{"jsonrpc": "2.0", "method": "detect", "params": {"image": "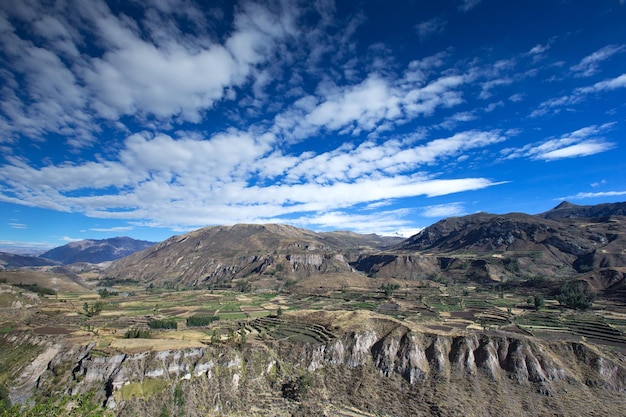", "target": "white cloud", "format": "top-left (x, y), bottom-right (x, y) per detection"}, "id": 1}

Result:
top-left (415, 17), bottom-right (447, 42)
top-left (576, 73), bottom-right (626, 94)
top-left (571, 44), bottom-right (625, 77)
top-left (458, 0), bottom-right (483, 12)
top-left (0, 0), bottom-right (299, 144)
top-left (561, 190), bottom-right (626, 200)
top-left (89, 226), bottom-right (133, 233)
top-left (537, 141), bottom-right (613, 160)
top-left (528, 44), bottom-right (550, 55)
top-left (420, 202), bottom-right (465, 218)
top-left (531, 73), bottom-right (626, 117)
top-left (501, 123), bottom-right (616, 161)
top-left (9, 223), bottom-right (27, 229)
top-left (291, 209), bottom-right (412, 235)
top-left (0, 128), bottom-right (505, 231)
